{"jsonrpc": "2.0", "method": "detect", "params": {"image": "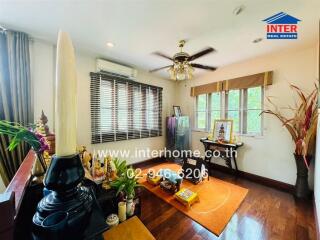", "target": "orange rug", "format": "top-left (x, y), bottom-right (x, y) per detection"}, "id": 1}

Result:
top-left (139, 163), bottom-right (248, 236)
